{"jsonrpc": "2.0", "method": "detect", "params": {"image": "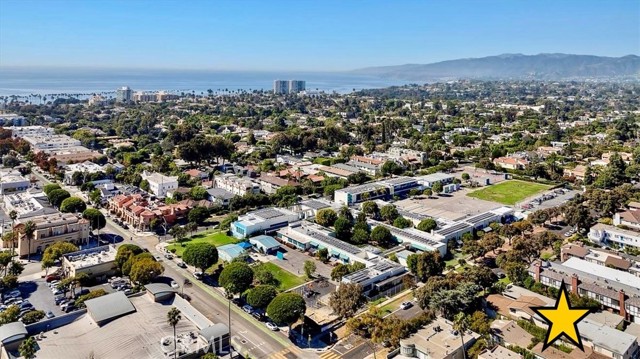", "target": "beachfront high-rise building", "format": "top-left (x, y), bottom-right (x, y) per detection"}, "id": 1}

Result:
top-left (273, 80), bottom-right (306, 94)
top-left (288, 80), bottom-right (306, 93)
top-left (273, 80), bottom-right (288, 94)
top-left (116, 86), bottom-right (133, 103)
